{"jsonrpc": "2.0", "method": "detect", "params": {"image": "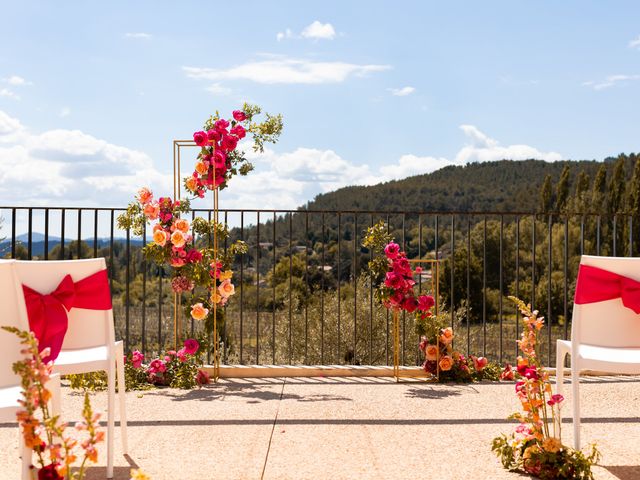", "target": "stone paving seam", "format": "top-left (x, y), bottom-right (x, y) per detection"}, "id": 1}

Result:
top-left (261, 378), bottom-right (286, 480)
